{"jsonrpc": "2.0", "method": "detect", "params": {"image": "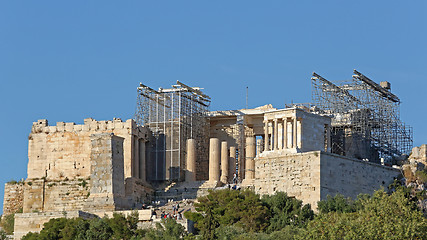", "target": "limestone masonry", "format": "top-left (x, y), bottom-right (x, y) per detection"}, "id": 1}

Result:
top-left (3, 73), bottom-right (415, 239)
